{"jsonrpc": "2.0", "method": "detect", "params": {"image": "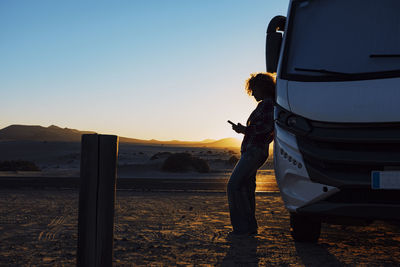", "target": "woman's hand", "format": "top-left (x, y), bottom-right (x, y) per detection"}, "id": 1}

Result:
top-left (232, 123), bottom-right (246, 134)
